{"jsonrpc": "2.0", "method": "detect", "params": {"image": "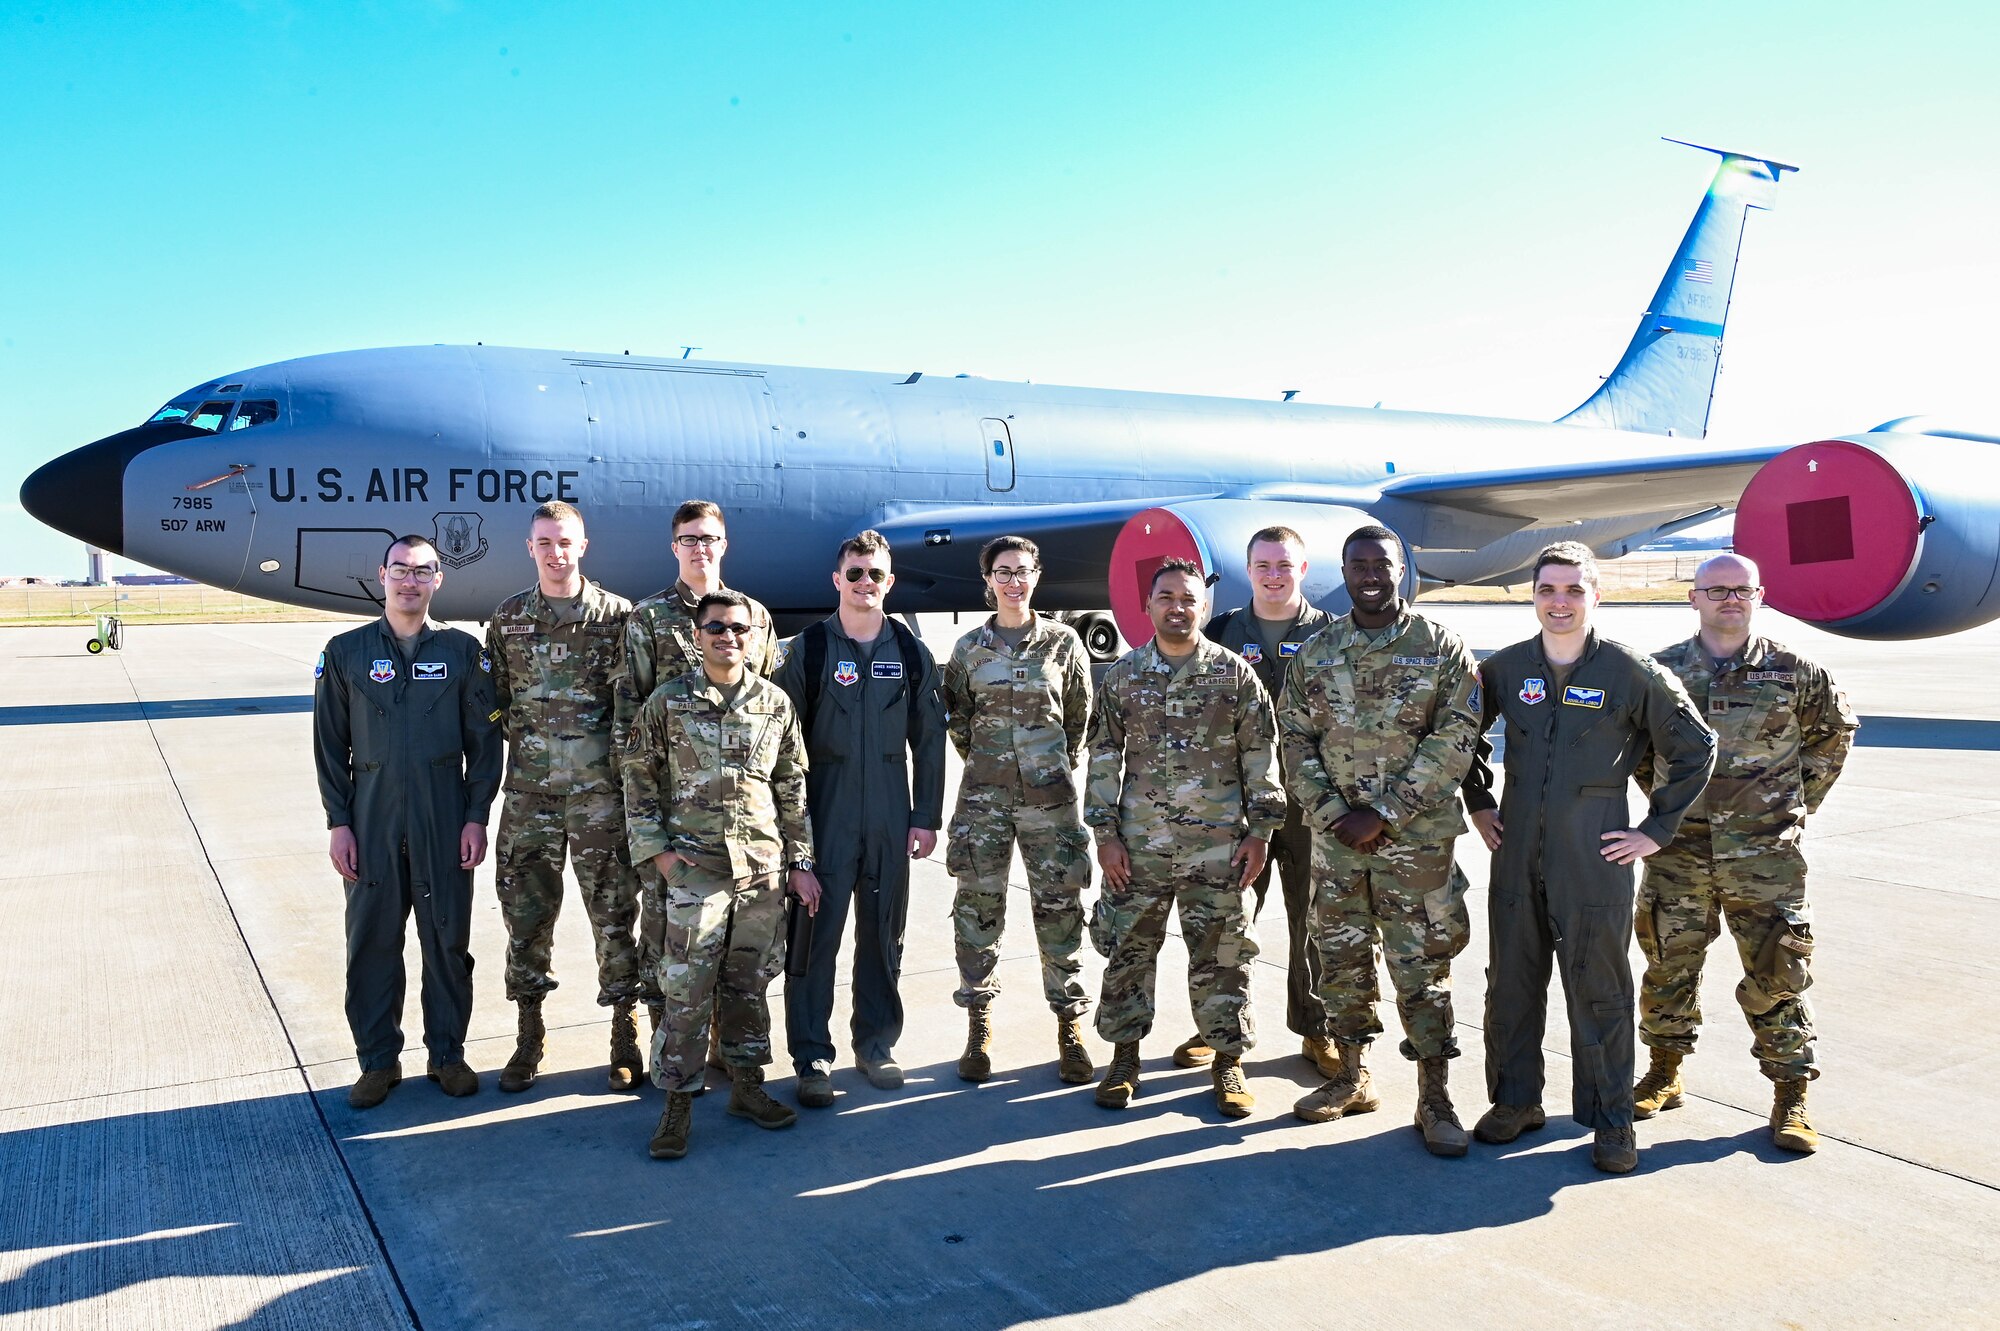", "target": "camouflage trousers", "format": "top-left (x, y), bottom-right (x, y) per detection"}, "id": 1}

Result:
top-left (1093, 850), bottom-right (1259, 1054)
top-left (649, 863), bottom-right (788, 1093)
top-left (1637, 839), bottom-right (1816, 1080)
top-left (495, 787), bottom-right (642, 1006)
top-left (1313, 835), bottom-right (1470, 1061)
top-left (946, 793), bottom-right (1091, 1016)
